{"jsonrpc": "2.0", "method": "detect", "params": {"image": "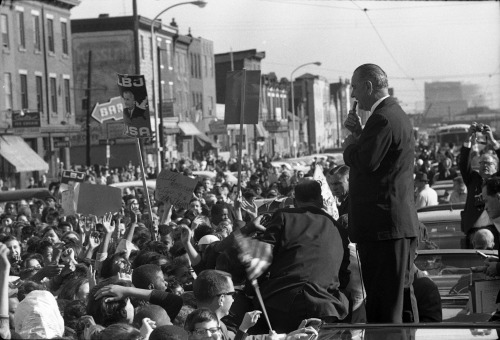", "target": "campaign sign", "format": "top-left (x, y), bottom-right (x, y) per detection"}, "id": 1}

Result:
top-left (61, 183), bottom-right (78, 216)
top-left (117, 74), bottom-right (152, 138)
top-left (155, 170), bottom-right (198, 209)
top-left (91, 96), bottom-right (124, 123)
top-left (76, 182), bottom-right (122, 216)
top-left (61, 170), bottom-right (86, 184)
